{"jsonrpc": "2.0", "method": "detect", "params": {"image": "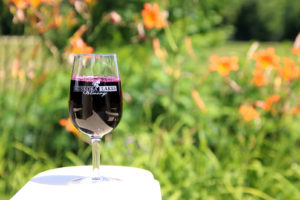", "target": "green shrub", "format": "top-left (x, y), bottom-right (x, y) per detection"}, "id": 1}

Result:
top-left (233, 0), bottom-right (300, 41)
